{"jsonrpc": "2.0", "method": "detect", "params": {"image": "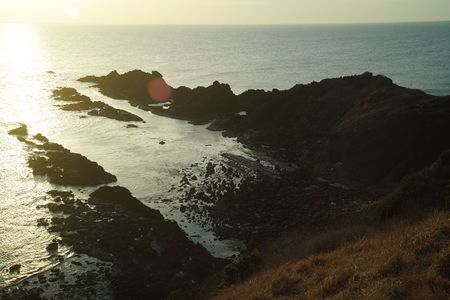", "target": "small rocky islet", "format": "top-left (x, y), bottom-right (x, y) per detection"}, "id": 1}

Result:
top-left (10, 125), bottom-right (117, 186)
top-left (52, 87), bottom-right (144, 122)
